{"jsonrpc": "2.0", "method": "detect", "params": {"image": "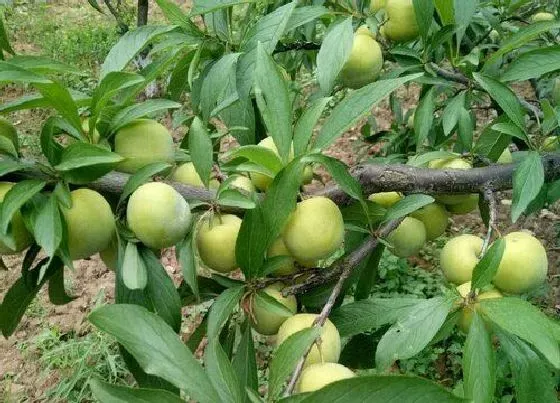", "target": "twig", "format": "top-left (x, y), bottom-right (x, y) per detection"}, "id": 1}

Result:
top-left (104, 0), bottom-right (129, 34)
top-left (282, 218), bottom-right (403, 396)
top-left (273, 41), bottom-right (321, 54)
top-left (480, 188), bottom-right (497, 255)
top-left (427, 63), bottom-right (544, 119)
